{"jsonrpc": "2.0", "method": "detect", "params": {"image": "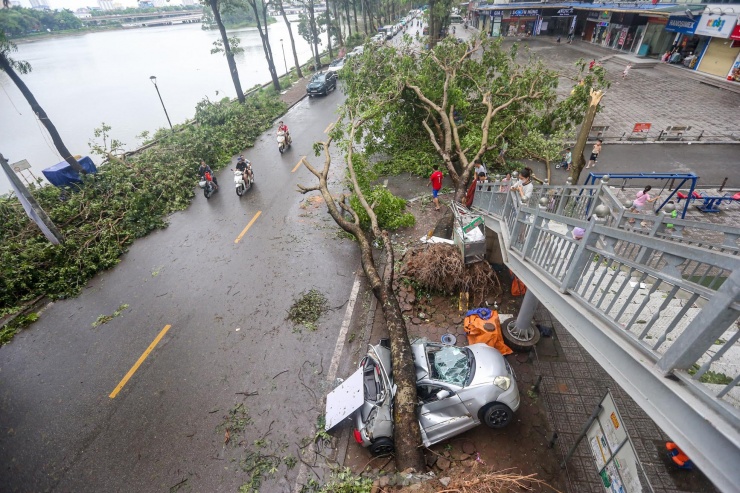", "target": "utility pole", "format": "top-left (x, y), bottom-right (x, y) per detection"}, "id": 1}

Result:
top-left (0, 153), bottom-right (64, 245)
